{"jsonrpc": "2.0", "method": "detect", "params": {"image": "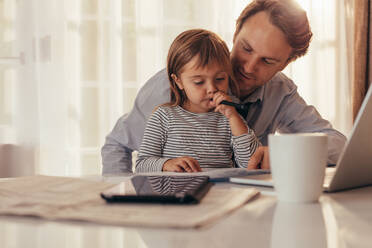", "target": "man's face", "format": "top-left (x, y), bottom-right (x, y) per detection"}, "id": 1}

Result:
top-left (231, 11), bottom-right (293, 98)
